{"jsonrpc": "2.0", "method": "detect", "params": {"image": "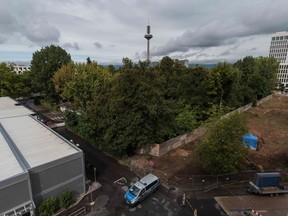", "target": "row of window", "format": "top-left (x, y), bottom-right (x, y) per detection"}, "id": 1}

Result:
top-left (270, 41), bottom-right (288, 45)
top-left (278, 78), bottom-right (288, 83)
top-left (270, 46), bottom-right (288, 52)
top-left (278, 72), bottom-right (288, 76)
top-left (279, 64), bottom-right (288, 69)
top-left (270, 44), bottom-right (288, 49)
top-left (272, 36), bottom-right (288, 41)
top-left (269, 50), bottom-right (288, 57)
top-left (269, 53), bottom-right (287, 57)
